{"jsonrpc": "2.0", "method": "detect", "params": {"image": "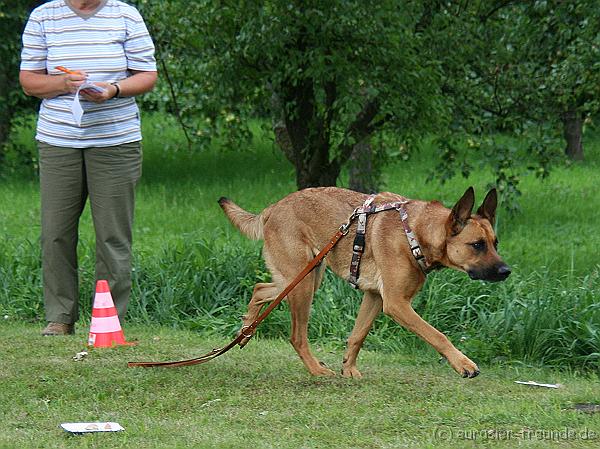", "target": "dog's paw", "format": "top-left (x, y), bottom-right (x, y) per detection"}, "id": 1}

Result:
top-left (341, 366), bottom-right (363, 379)
top-left (448, 354), bottom-right (480, 379)
top-left (311, 367), bottom-right (336, 376)
top-left (309, 361), bottom-right (336, 377)
top-left (462, 367), bottom-right (480, 379)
